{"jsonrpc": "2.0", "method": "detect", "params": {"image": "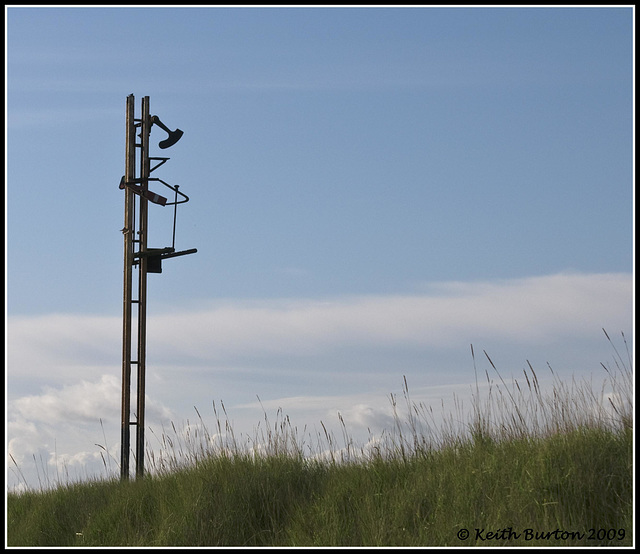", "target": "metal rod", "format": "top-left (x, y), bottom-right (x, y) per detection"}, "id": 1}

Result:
top-left (135, 96), bottom-right (150, 480)
top-left (147, 178), bottom-right (190, 205)
top-left (161, 248), bottom-right (198, 260)
top-left (149, 157), bottom-right (170, 173)
top-left (120, 94), bottom-right (136, 481)
top-left (172, 185), bottom-right (179, 249)
top-left (133, 247), bottom-right (175, 259)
